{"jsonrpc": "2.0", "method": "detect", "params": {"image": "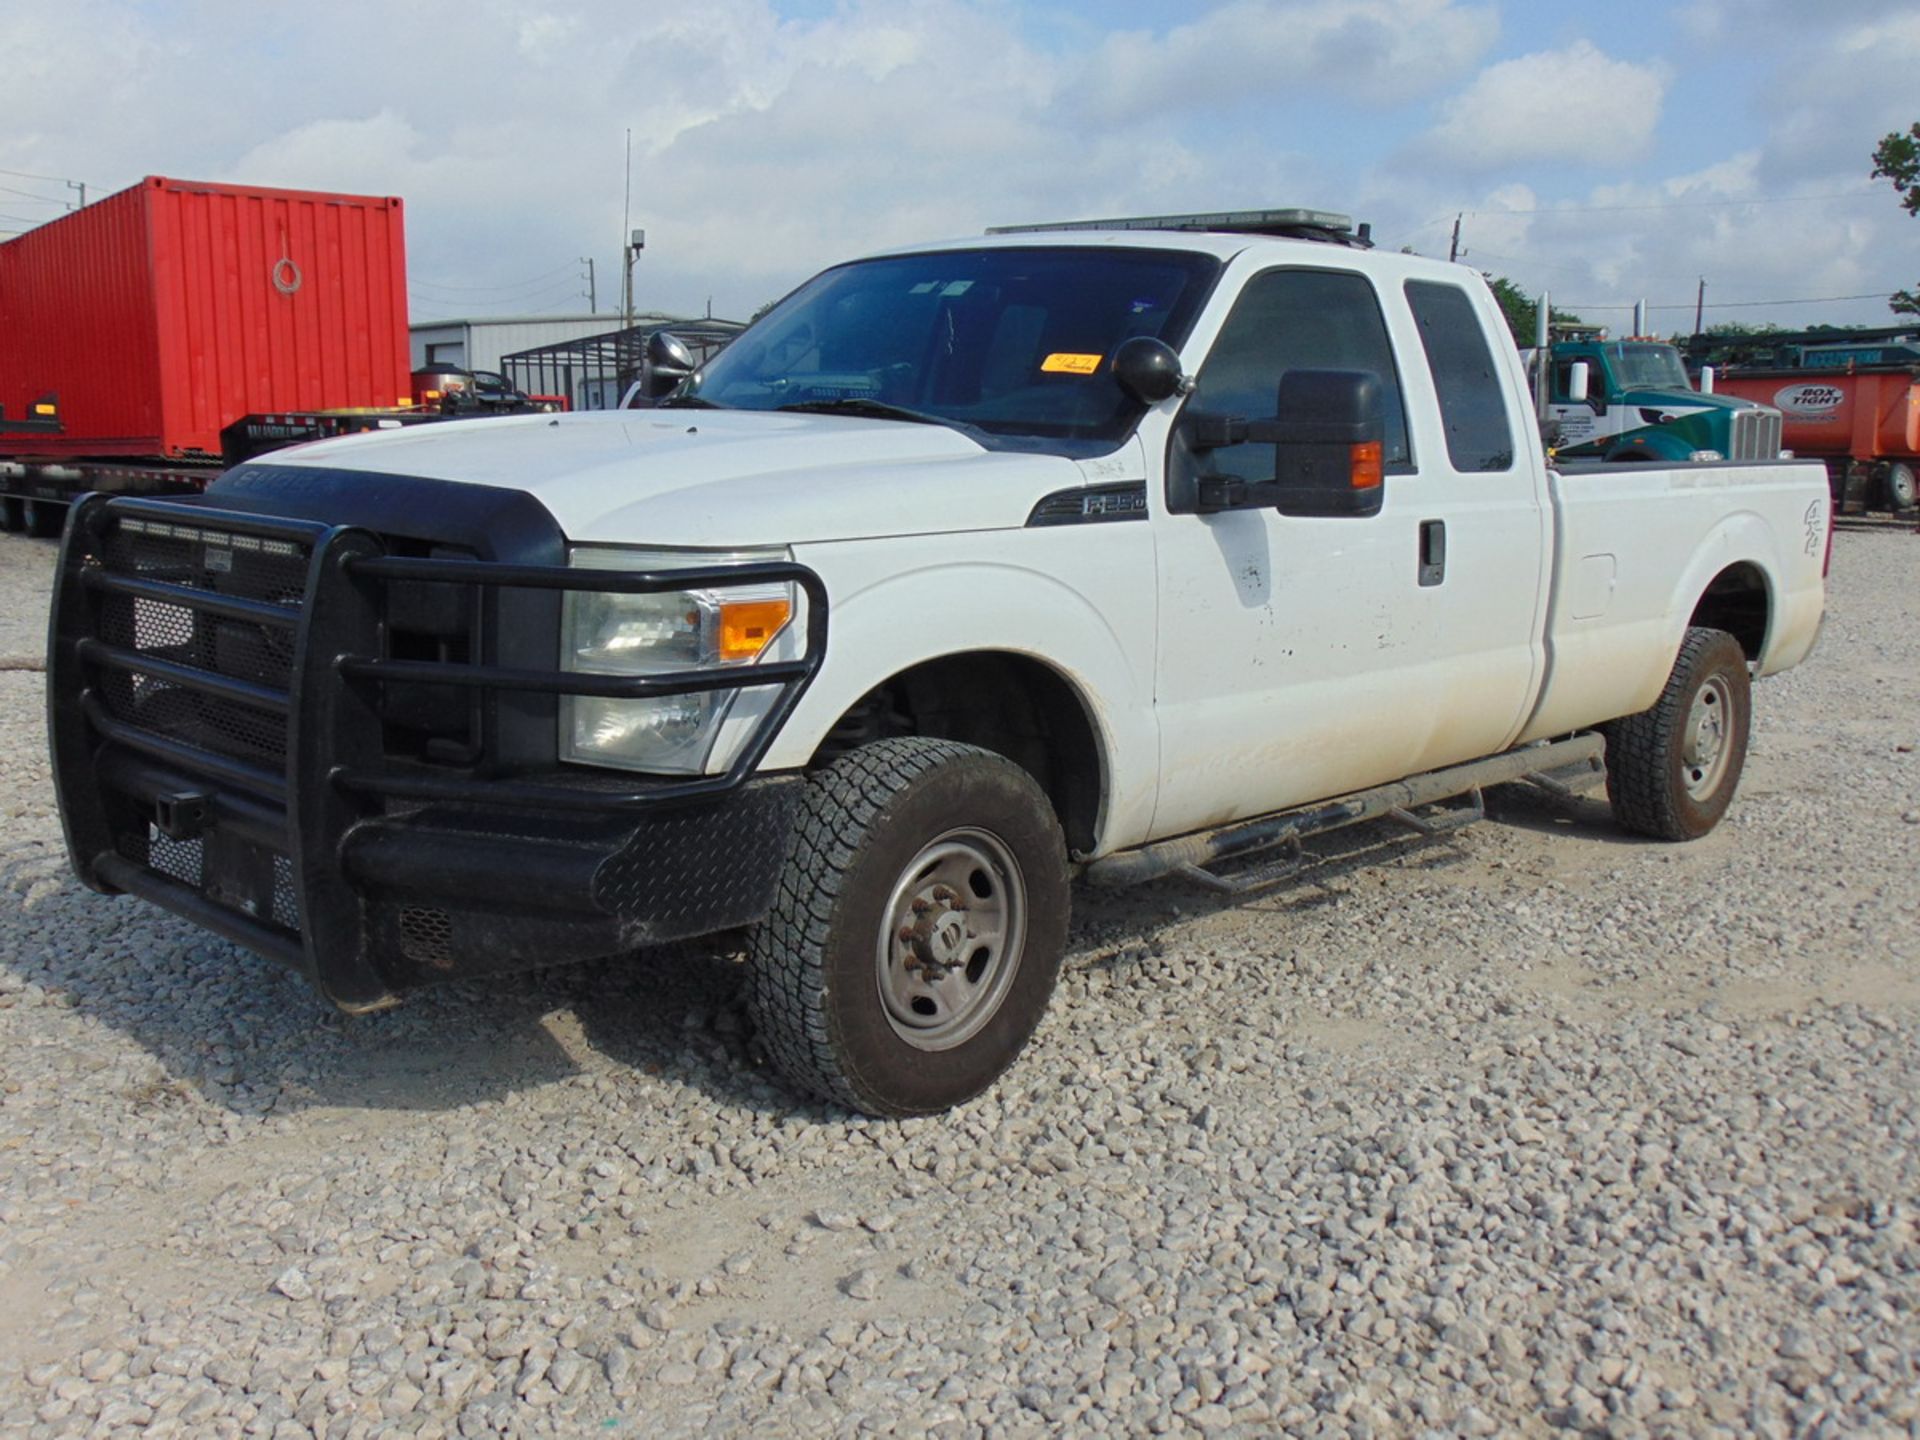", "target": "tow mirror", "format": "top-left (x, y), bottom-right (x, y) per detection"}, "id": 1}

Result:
top-left (1112, 337), bottom-right (1190, 404)
top-left (644, 330), bottom-right (698, 398)
top-left (1567, 361), bottom-right (1590, 404)
top-left (1186, 369), bottom-right (1386, 518)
